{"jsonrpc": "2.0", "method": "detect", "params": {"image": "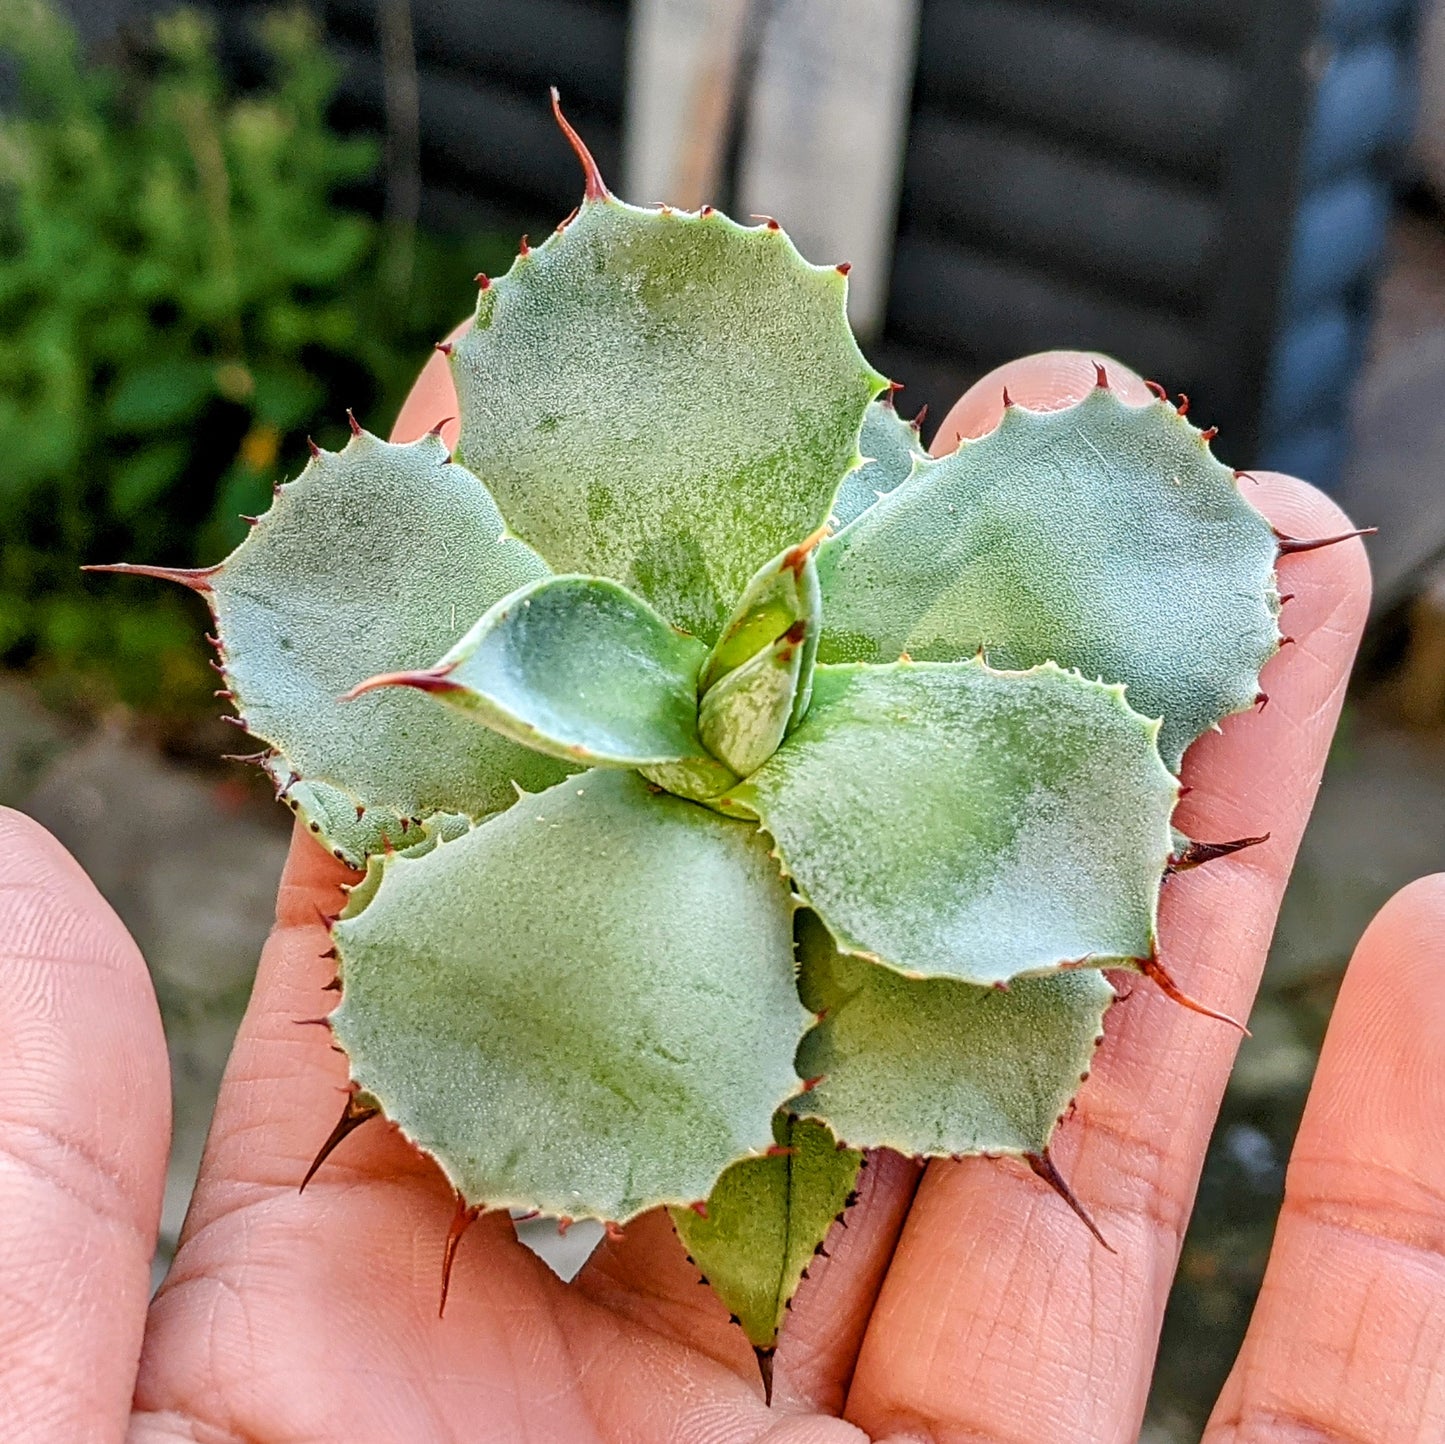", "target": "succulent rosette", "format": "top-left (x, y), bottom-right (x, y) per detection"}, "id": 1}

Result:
top-left (95, 96), bottom-right (1337, 1383)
